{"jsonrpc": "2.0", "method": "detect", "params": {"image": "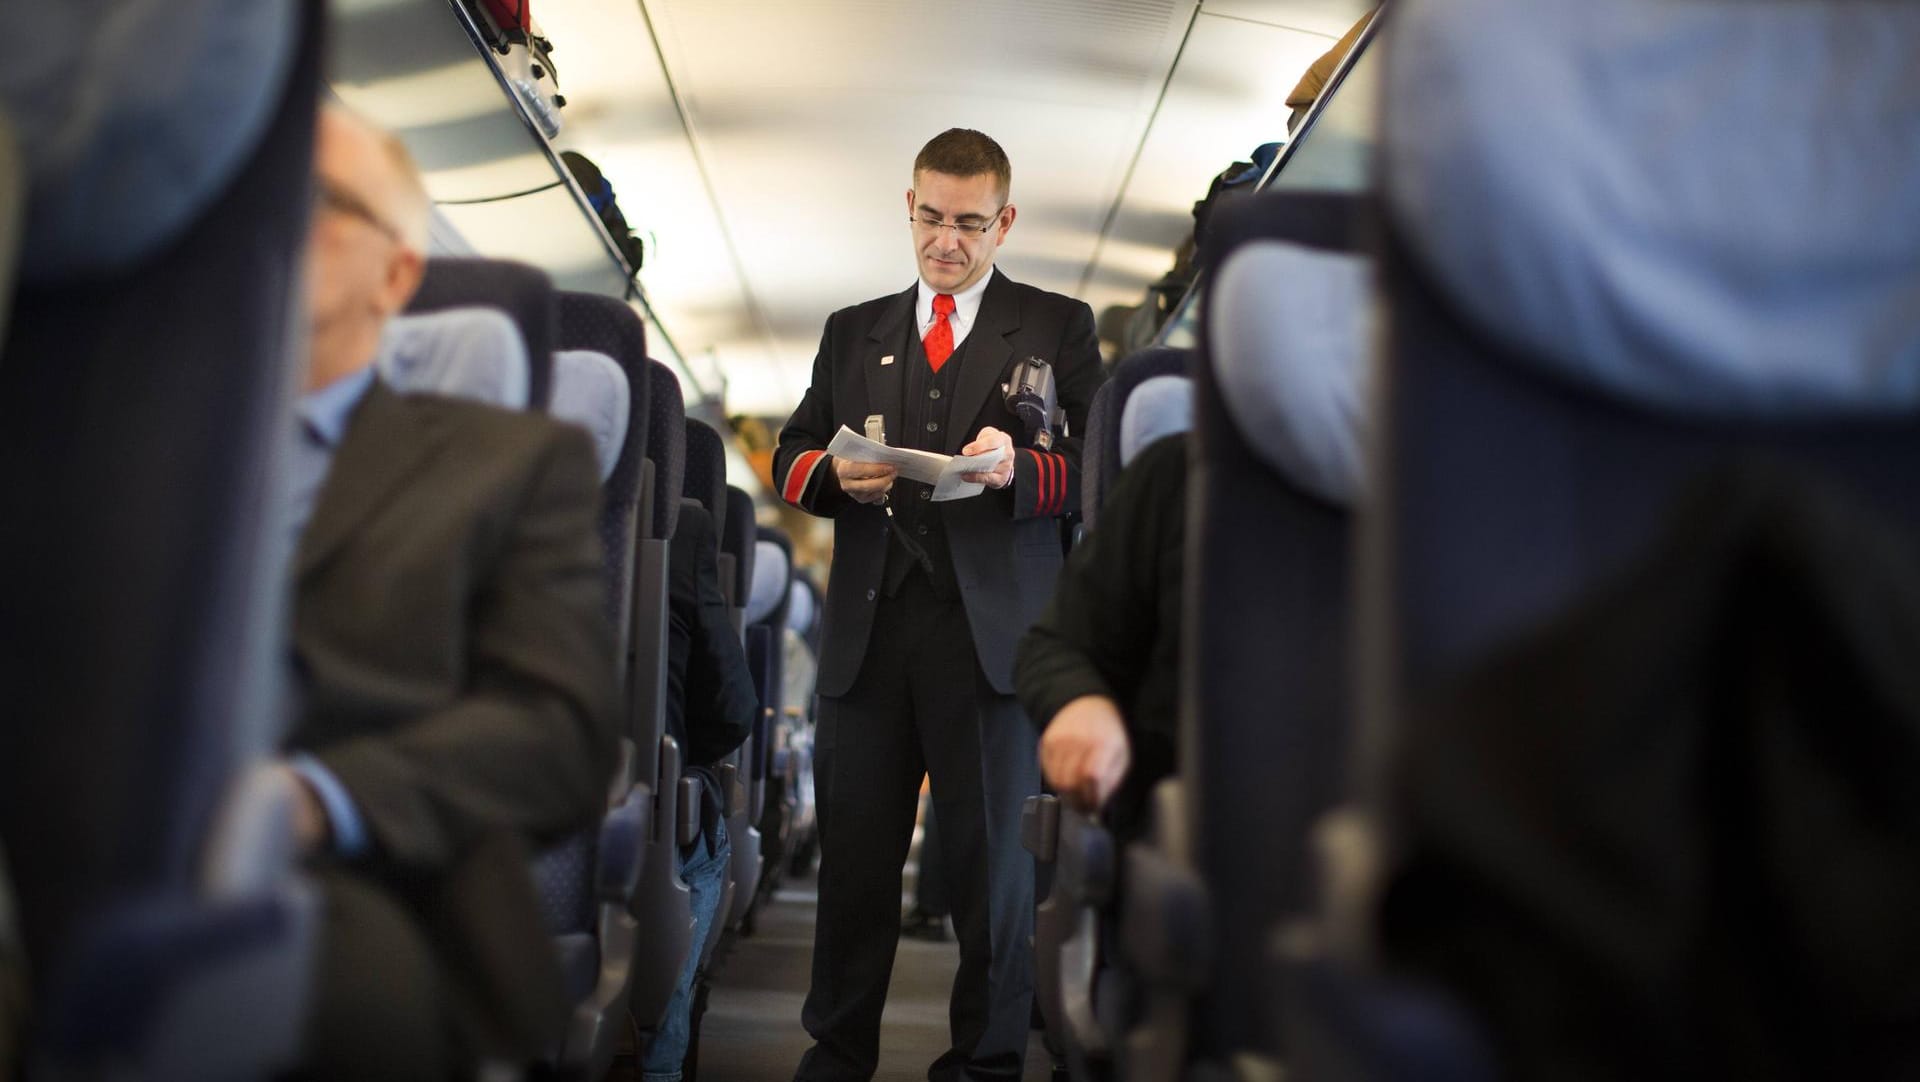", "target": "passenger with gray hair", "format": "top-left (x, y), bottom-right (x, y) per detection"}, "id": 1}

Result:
top-left (277, 106), bottom-right (617, 1079)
